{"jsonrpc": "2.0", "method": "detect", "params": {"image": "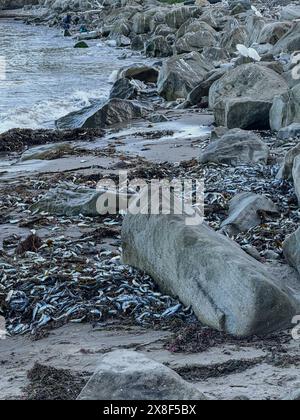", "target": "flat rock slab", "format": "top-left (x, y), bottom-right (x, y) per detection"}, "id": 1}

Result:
top-left (122, 214), bottom-right (295, 337)
top-left (77, 350), bottom-right (206, 400)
